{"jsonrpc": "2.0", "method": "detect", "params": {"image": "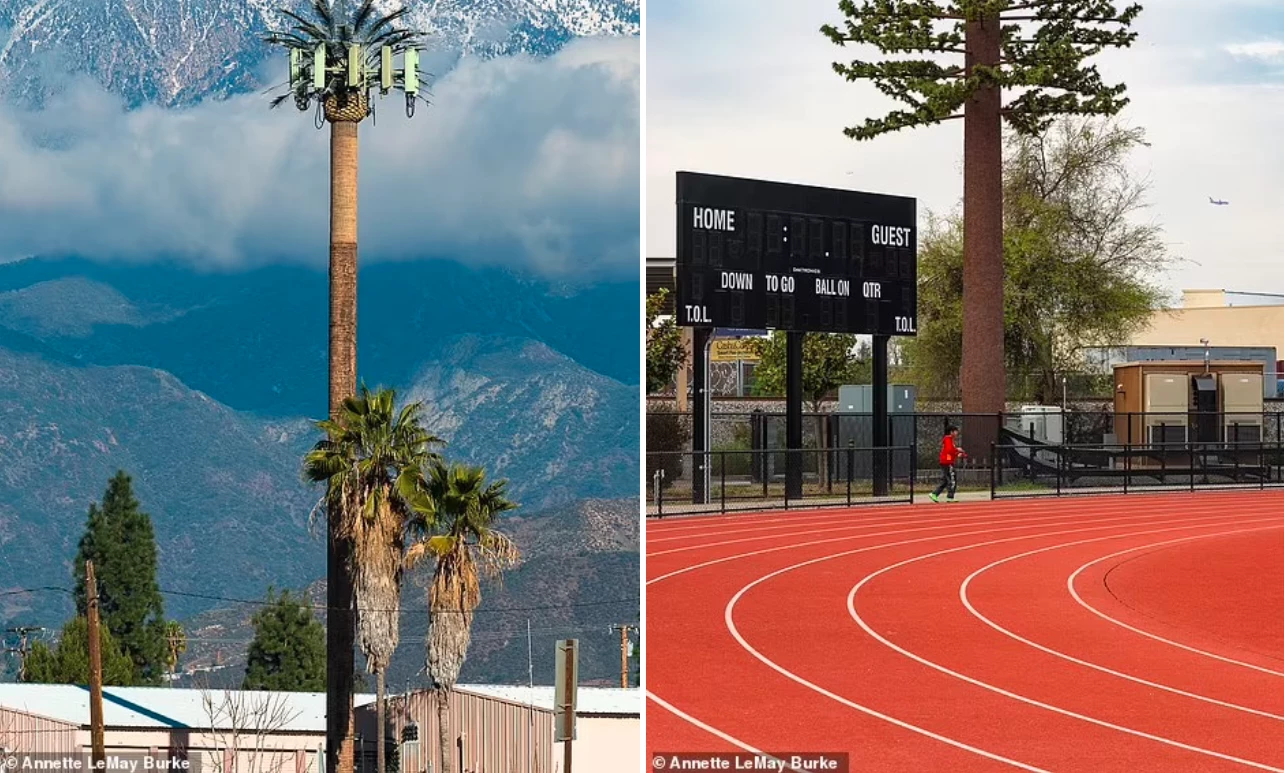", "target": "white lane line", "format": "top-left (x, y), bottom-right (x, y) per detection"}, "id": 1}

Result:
top-left (646, 490), bottom-right (1268, 537)
top-left (648, 499), bottom-right (1112, 555)
top-left (645, 692), bottom-right (777, 759)
top-left (713, 511), bottom-right (1271, 770)
top-left (648, 502), bottom-right (1255, 585)
top-left (651, 496), bottom-right (1284, 766)
top-left (843, 517), bottom-right (1284, 771)
top-left (961, 524), bottom-right (1284, 721)
top-left (1069, 543), bottom-right (1284, 678)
